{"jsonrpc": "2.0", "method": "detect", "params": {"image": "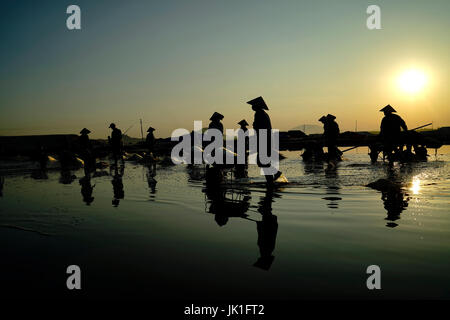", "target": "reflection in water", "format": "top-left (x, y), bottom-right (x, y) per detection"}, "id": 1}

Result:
top-left (203, 183), bottom-right (279, 271)
top-left (382, 186), bottom-right (409, 228)
top-left (254, 189), bottom-right (278, 271)
top-left (203, 185), bottom-right (251, 226)
top-left (1, 147), bottom-right (449, 301)
top-left (59, 169), bottom-right (76, 184)
top-left (146, 163), bottom-right (157, 198)
top-left (367, 168), bottom-right (411, 228)
top-left (384, 168), bottom-right (410, 228)
top-left (234, 163), bottom-right (248, 180)
top-left (58, 149), bottom-right (81, 184)
top-left (411, 177), bottom-right (421, 195)
top-left (303, 161), bottom-right (324, 175)
top-left (111, 164), bottom-right (125, 207)
top-left (303, 161), bottom-right (342, 208)
top-left (79, 175), bottom-right (95, 205)
top-left (323, 169), bottom-right (341, 209)
top-left (31, 169), bottom-right (48, 180)
top-left (187, 165), bottom-right (206, 182)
